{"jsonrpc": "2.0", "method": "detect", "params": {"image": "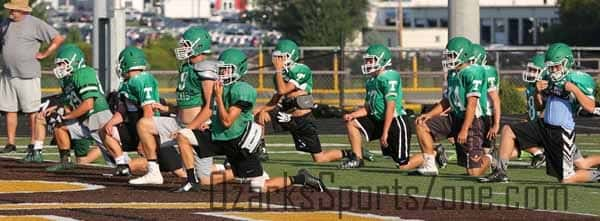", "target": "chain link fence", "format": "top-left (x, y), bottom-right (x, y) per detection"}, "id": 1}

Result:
top-left (42, 46), bottom-right (600, 112)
